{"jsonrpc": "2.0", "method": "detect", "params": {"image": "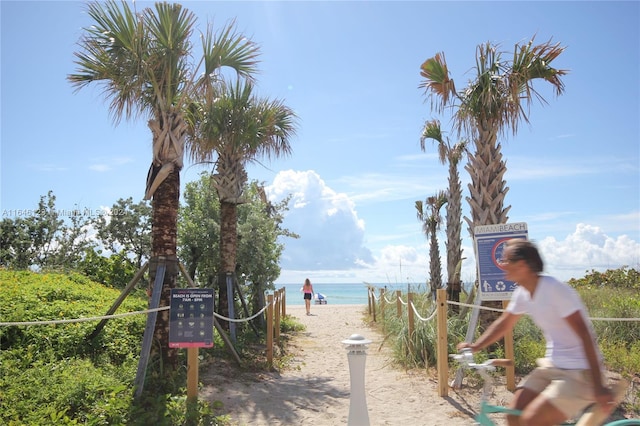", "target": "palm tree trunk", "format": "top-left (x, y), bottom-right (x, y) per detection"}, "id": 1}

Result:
top-left (465, 125), bottom-right (510, 332)
top-left (150, 168), bottom-right (180, 369)
top-left (217, 201), bottom-right (238, 330)
top-left (429, 230), bottom-right (443, 300)
top-left (446, 161), bottom-right (463, 311)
